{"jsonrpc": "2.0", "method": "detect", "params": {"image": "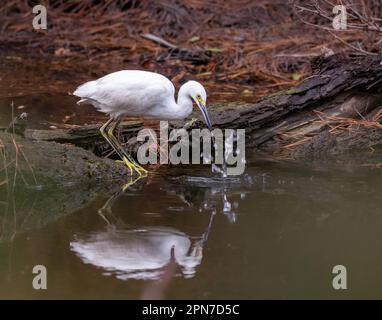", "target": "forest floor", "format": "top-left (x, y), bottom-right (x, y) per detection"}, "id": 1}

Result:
top-left (1, 0), bottom-right (378, 102)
